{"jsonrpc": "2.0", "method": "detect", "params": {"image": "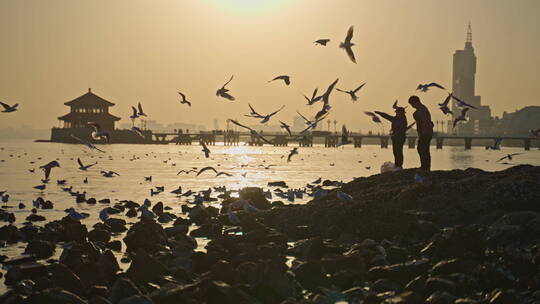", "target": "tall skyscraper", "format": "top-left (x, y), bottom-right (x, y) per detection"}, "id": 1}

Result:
top-left (450, 24), bottom-right (492, 135)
